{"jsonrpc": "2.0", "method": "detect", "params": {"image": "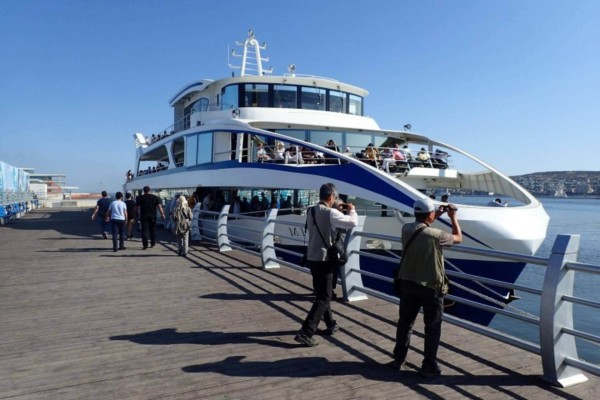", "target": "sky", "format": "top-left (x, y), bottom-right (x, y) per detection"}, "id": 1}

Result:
top-left (1, 0), bottom-right (599, 193)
